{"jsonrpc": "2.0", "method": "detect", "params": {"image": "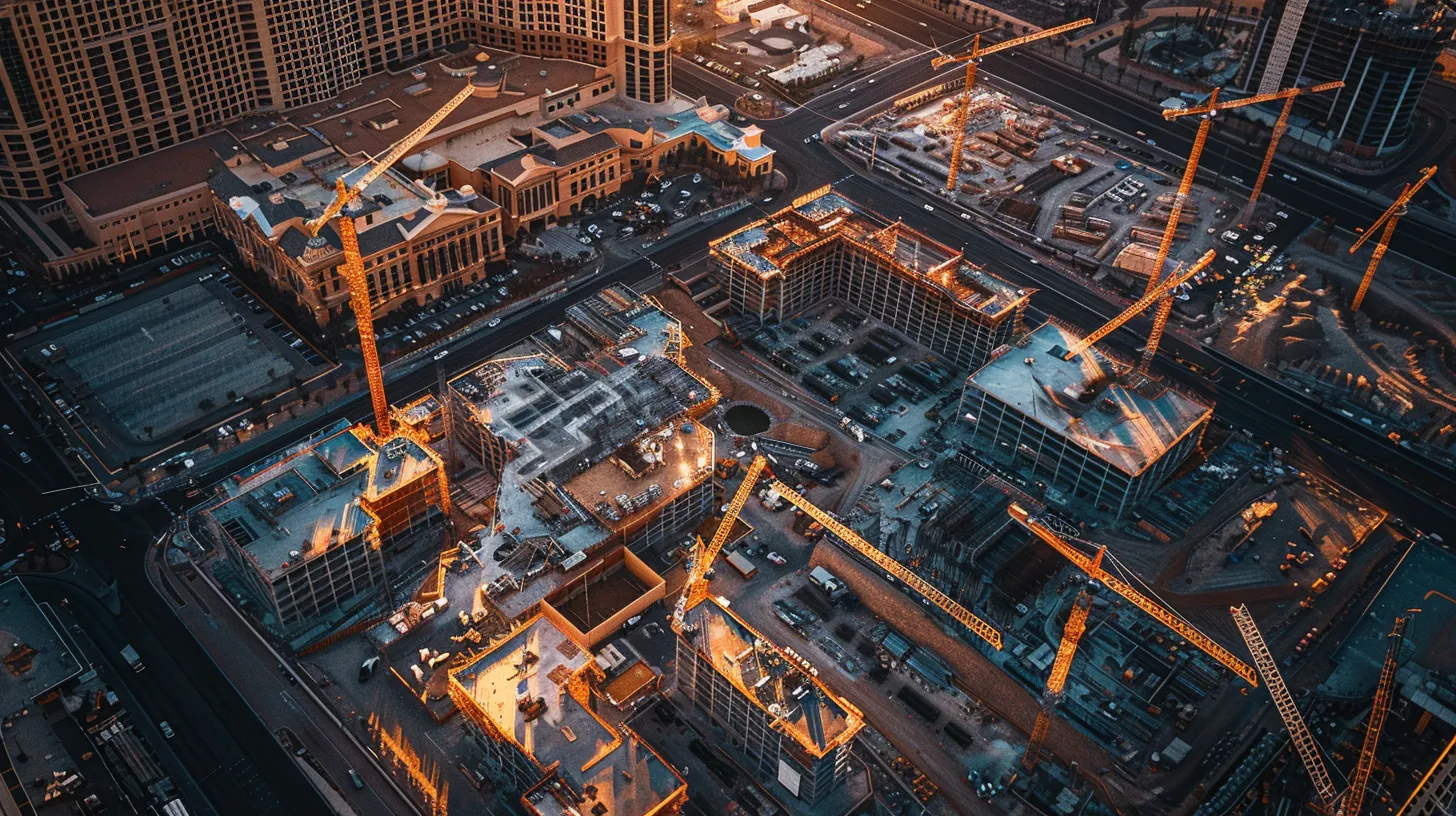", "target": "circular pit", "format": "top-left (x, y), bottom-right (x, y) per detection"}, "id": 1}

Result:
top-left (724, 404), bottom-right (772, 436)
